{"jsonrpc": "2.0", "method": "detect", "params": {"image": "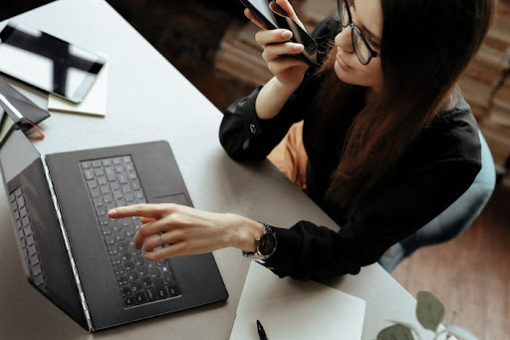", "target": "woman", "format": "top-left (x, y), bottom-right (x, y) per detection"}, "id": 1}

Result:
top-left (109, 0), bottom-right (493, 280)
